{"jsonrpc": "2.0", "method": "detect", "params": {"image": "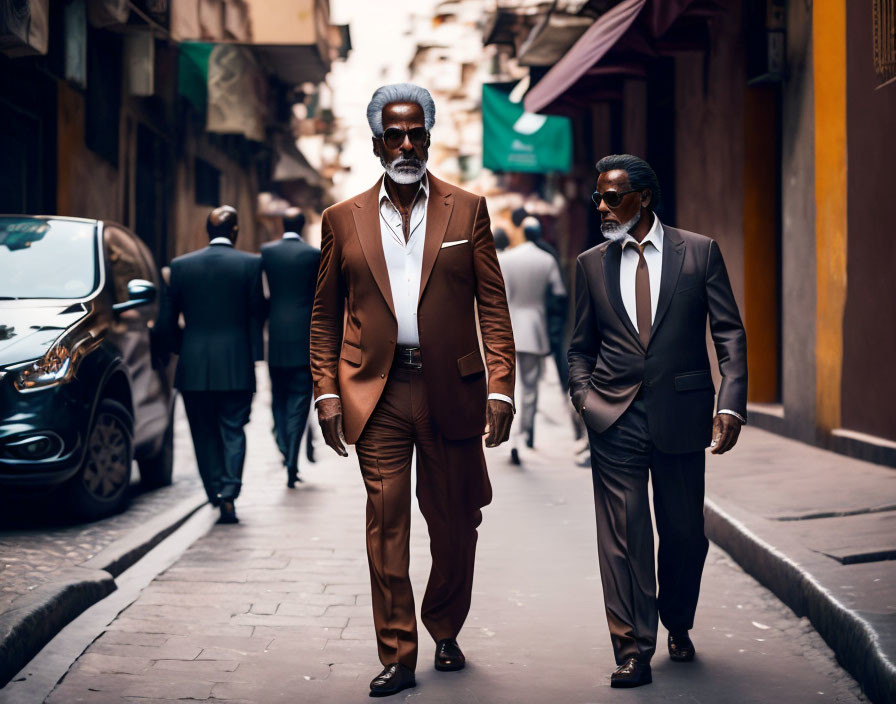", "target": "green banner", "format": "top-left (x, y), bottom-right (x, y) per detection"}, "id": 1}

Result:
top-left (482, 83), bottom-right (572, 173)
top-left (178, 42), bottom-right (214, 113)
